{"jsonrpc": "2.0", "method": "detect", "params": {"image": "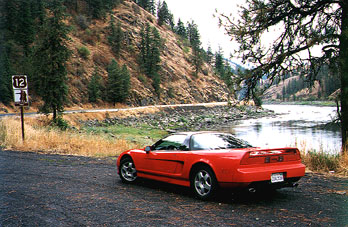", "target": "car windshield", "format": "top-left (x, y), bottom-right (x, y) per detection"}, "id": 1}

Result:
top-left (191, 133), bottom-right (252, 150)
top-left (152, 134), bottom-right (188, 150)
